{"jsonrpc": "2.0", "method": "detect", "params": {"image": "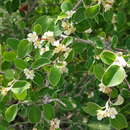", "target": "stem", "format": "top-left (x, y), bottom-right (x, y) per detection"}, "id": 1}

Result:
top-left (125, 78), bottom-right (130, 89)
top-left (72, 0), bottom-right (82, 11)
top-left (61, 34), bottom-right (95, 47)
top-left (74, 37), bottom-right (95, 46)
